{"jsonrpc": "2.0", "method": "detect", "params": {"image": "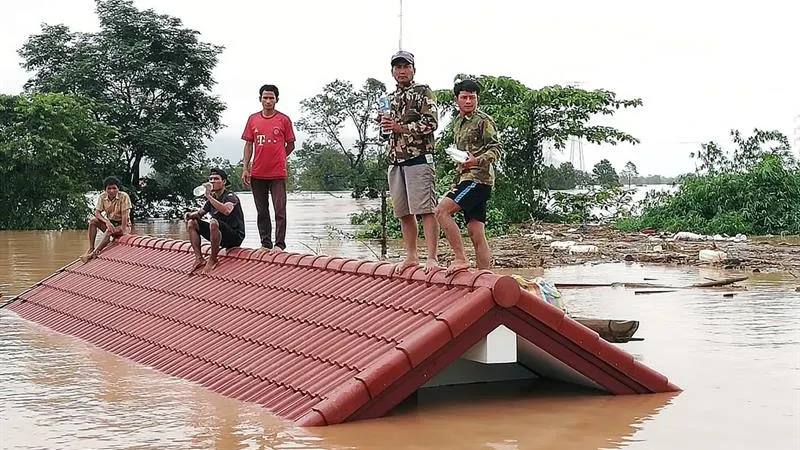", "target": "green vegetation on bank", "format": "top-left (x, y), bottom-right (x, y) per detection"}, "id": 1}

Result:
top-left (615, 129), bottom-right (798, 235)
